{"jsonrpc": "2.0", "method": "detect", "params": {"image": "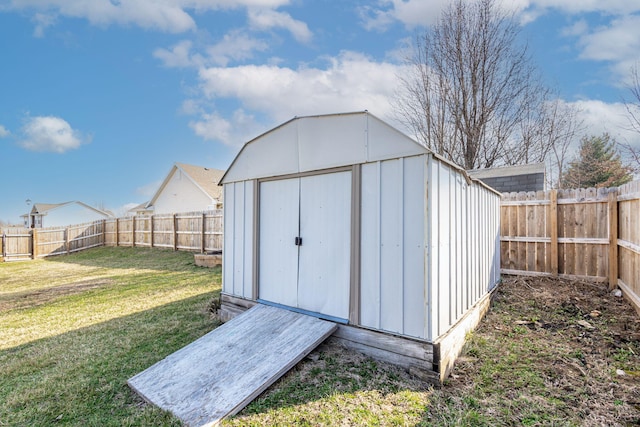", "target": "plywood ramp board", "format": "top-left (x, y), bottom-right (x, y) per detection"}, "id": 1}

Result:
top-left (128, 304), bottom-right (337, 427)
